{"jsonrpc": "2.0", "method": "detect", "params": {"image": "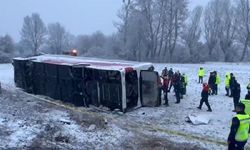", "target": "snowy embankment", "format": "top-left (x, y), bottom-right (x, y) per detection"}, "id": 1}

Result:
top-left (1, 62), bottom-right (250, 149)
top-left (0, 64), bottom-right (14, 87)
